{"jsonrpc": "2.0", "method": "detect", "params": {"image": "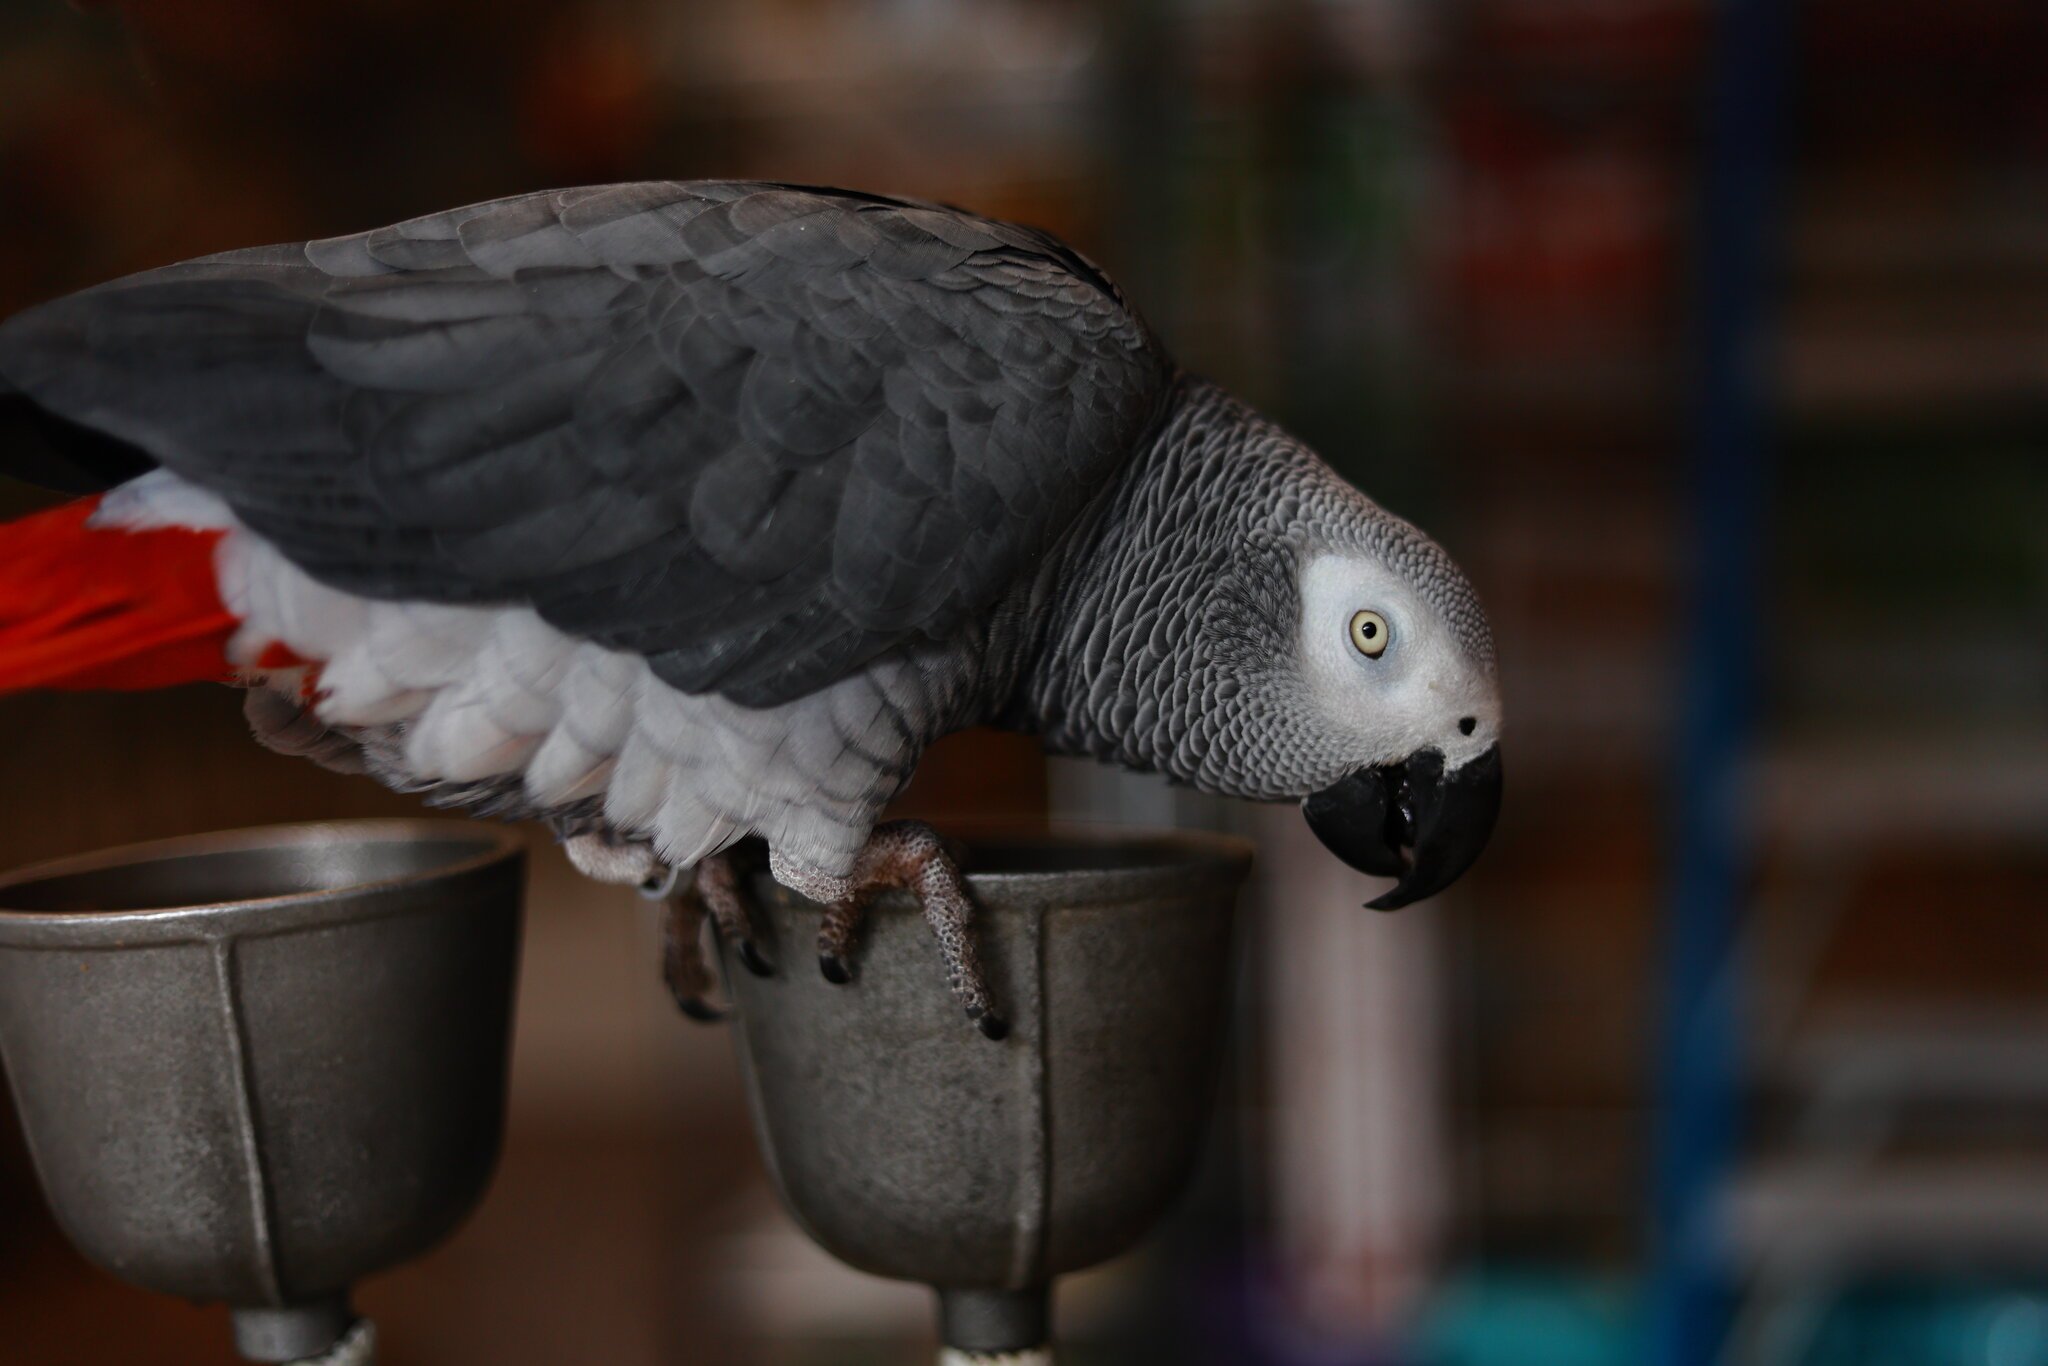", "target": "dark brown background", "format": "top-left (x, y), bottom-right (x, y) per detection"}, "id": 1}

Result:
top-left (2, 0), bottom-right (2045, 1362)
